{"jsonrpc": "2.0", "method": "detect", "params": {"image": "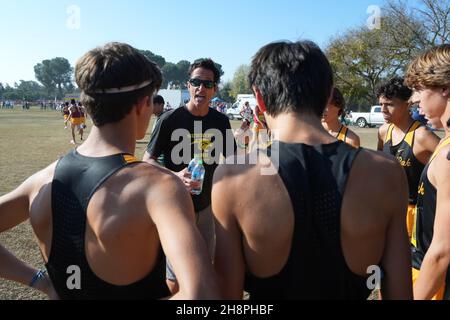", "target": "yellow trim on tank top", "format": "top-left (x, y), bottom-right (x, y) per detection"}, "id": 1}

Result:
top-left (430, 136), bottom-right (450, 163)
top-left (404, 121), bottom-right (421, 147)
top-left (337, 125), bottom-right (348, 142)
top-left (123, 155), bottom-right (138, 164)
top-left (385, 124), bottom-right (394, 143)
